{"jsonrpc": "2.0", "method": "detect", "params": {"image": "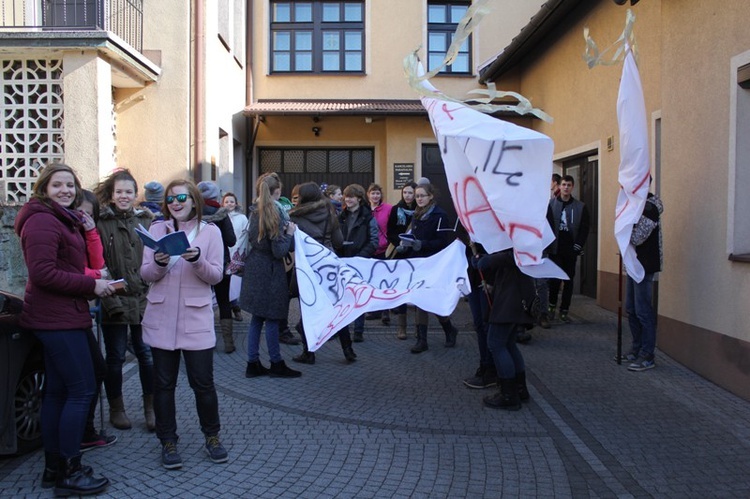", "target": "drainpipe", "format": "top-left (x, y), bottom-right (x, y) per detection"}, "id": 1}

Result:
top-left (193, 0), bottom-right (206, 181)
top-left (245, 0), bottom-right (255, 204)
